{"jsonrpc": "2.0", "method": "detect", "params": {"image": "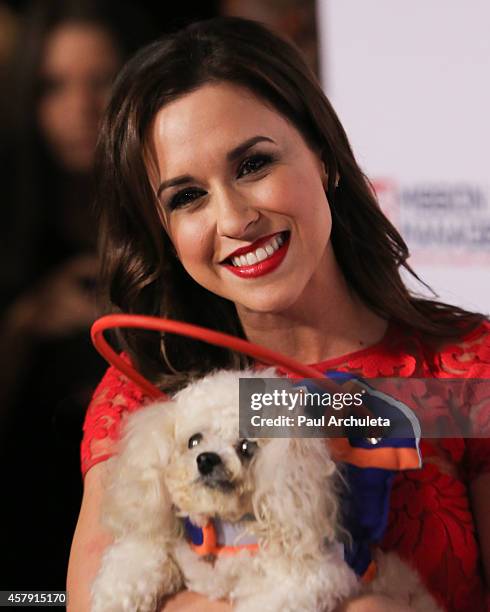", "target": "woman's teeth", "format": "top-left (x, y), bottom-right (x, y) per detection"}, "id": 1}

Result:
top-left (231, 233), bottom-right (285, 267)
